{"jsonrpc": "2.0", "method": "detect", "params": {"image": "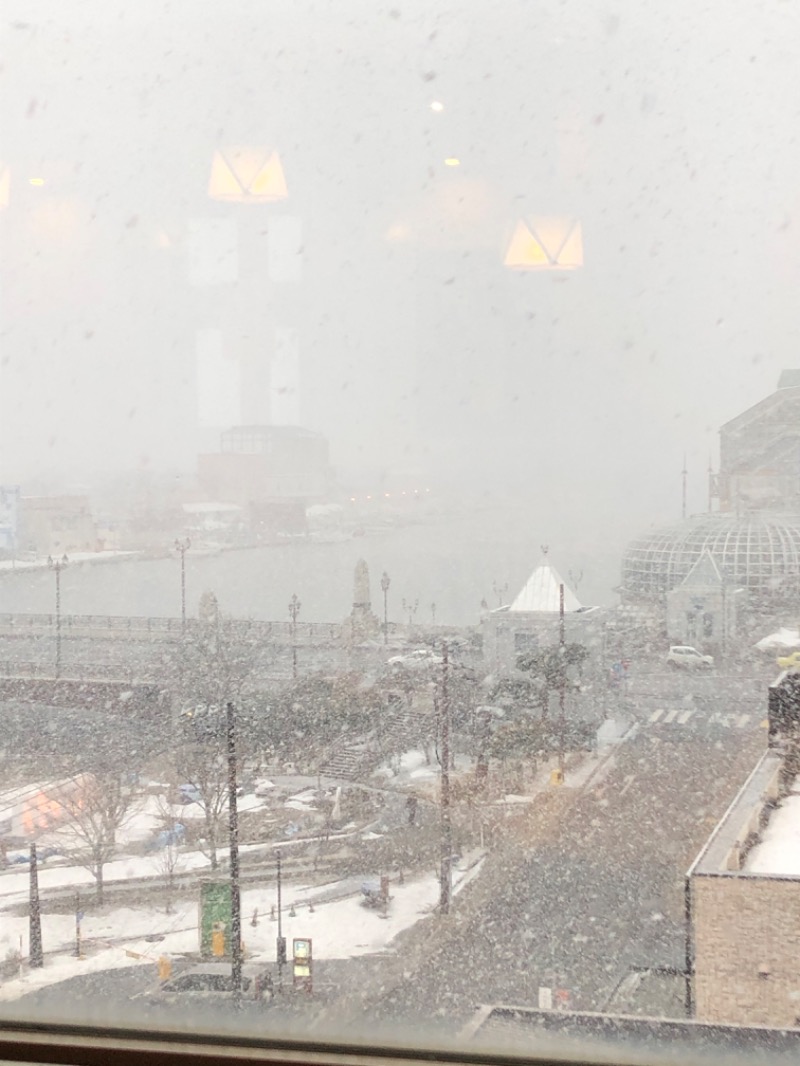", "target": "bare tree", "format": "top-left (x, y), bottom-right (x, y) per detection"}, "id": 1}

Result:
top-left (172, 615), bottom-right (255, 871)
top-left (58, 772), bottom-right (140, 905)
top-left (153, 838), bottom-right (183, 914)
top-left (150, 791), bottom-right (186, 913)
top-left (173, 744), bottom-right (229, 871)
